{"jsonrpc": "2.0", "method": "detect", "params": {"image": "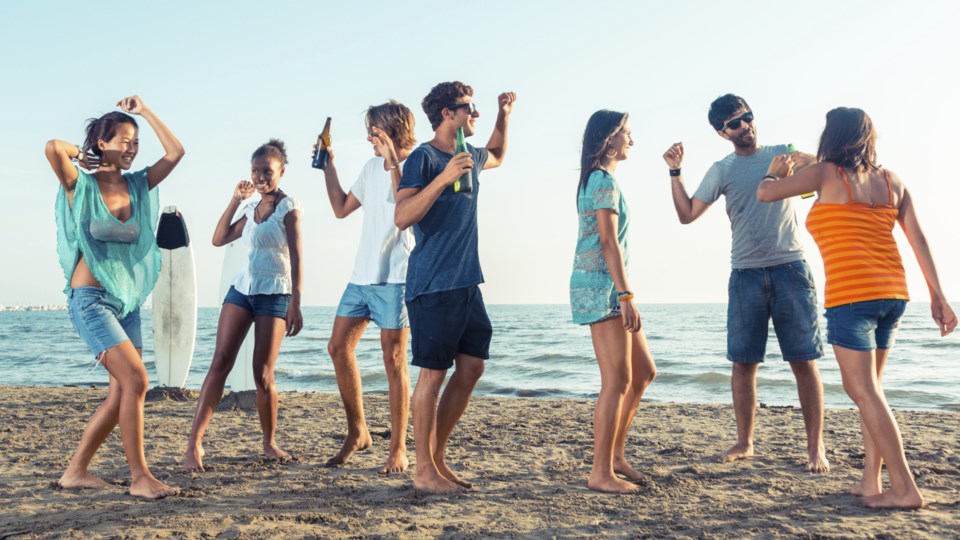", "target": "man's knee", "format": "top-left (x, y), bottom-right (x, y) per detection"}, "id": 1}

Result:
top-left (327, 337), bottom-right (351, 360)
top-left (456, 359), bottom-right (484, 382)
